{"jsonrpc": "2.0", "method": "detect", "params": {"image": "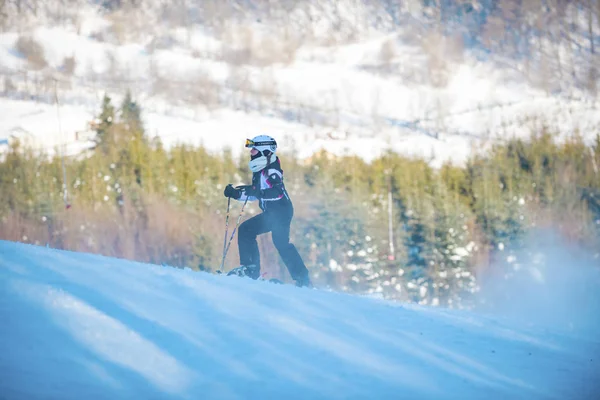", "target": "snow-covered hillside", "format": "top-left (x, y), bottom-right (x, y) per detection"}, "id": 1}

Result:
top-left (1, 3), bottom-right (599, 166)
top-left (1, 239), bottom-right (599, 399)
